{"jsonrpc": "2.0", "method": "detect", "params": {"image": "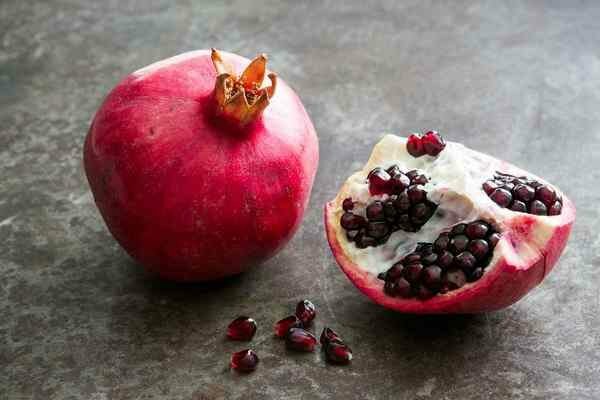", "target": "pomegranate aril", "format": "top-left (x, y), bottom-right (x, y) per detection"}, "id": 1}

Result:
top-left (514, 184), bottom-right (535, 202)
top-left (346, 229), bottom-right (361, 241)
top-left (366, 201), bottom-right (385, 221)
top-left (421, 130), bottom-right (446, 156)
top-left (230, 349), bottom-right (259, 372)
top-left (468, 267), bottom-right (484, 282)
top-left (411, 174), bottom-right (429, 185)
top-left (390, 174), bottom-right (410, 193)
top-left (368, 167), bottom-right (391, 195)
top-left (274, 315), bottom-right (302, 338)
top-left (488, 233), bottom-right (501, 248)
top-left (386, 263), bottom-right (404, 280)
top-left (366, 222), bottom-right (389, 239)
top-left (342, 198), bottom-right (354, 211)
top-left (406, 134), bottom-right (425, 157)
top-left (403, 263), bottom-right (423, 283)
top-left (320, 327), bottom-right (343, 346)
top-left (548, 201), bottom-right (562, 216)
top-left (443, 269), bottom-right (467, 290)
top-left (407, 185), bottom-right (426, 203)
top-left (295, 299), bottom-right (316, 325)
top-left (394, 192), bottom-right (411, 211)
top-left (449, 235), bottom-right (469, 253)
top-left (394, 277), bottom-right (412, 298)
top-left (510, 200), bottom-right (527, 212)
top-left (536, 185), bottom-right (556, 207)
top-left (529, 200), bottom-right (548, 215)
top-left (325, 341), bottom-right (353, 364)
top-left (434, 233), bottom-right (450, 251)
top-left (421, 252), bottom-right (438, 265)
top-left (286, 328), bottom-right (317, 352)
top-left (340, 212), bottom-right (366, 230)
top-left (227, 316), bottom-right (257, 341)
top-left (465, 221), bottom-right (489, 239)
top-left (468, 239), bottom-right (489, 259)
top-left (422, 265), bottom-right (442, 290)
top-left (451, 223), bottom-right (467, 236)
top-left (490, 188), bottom-right (512, 207)
top-left (403, 252), bottom-right (421, 264)
top-left (483, 180), bottom-right (498, 195)
top-left (437, 250), bottom-right (454, 268)
top-left (455, 251), bottom-right (476, 271)
top-left (416, 285), bottom-right (435, 300)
